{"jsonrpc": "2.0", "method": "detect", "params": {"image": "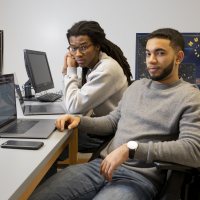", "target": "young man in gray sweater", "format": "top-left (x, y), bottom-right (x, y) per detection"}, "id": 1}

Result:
top-left (30, 28), bottom-right (200, 200)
